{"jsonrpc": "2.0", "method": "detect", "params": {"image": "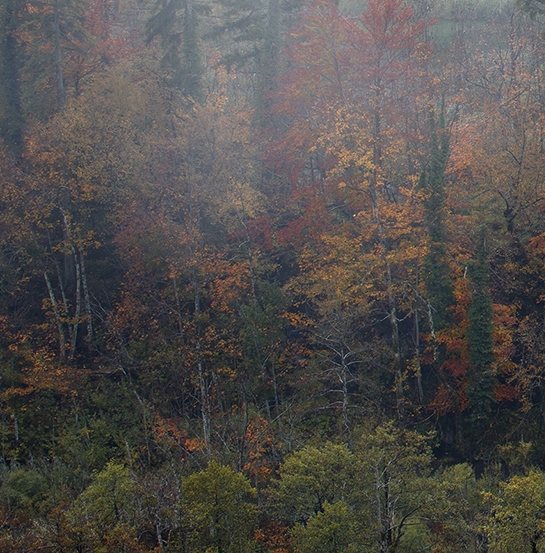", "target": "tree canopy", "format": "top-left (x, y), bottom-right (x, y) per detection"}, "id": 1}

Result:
top-left (1, 0), bottom-right (545, 550)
